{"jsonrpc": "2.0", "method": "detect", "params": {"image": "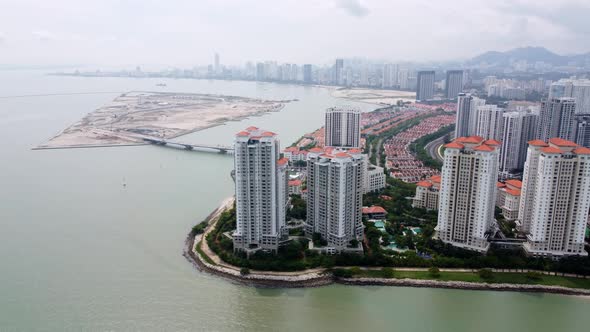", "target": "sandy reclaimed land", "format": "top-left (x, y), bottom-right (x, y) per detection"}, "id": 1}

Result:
top-left (332, 88), bottom-right (416, 105)
top-left (37, 91), bottom-right (292, 149)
